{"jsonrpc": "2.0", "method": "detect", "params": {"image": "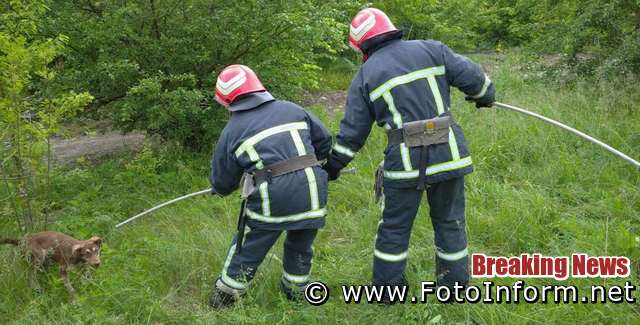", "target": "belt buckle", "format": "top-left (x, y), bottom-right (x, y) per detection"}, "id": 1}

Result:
top-left (264, 169), bottom-right (273, 183)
